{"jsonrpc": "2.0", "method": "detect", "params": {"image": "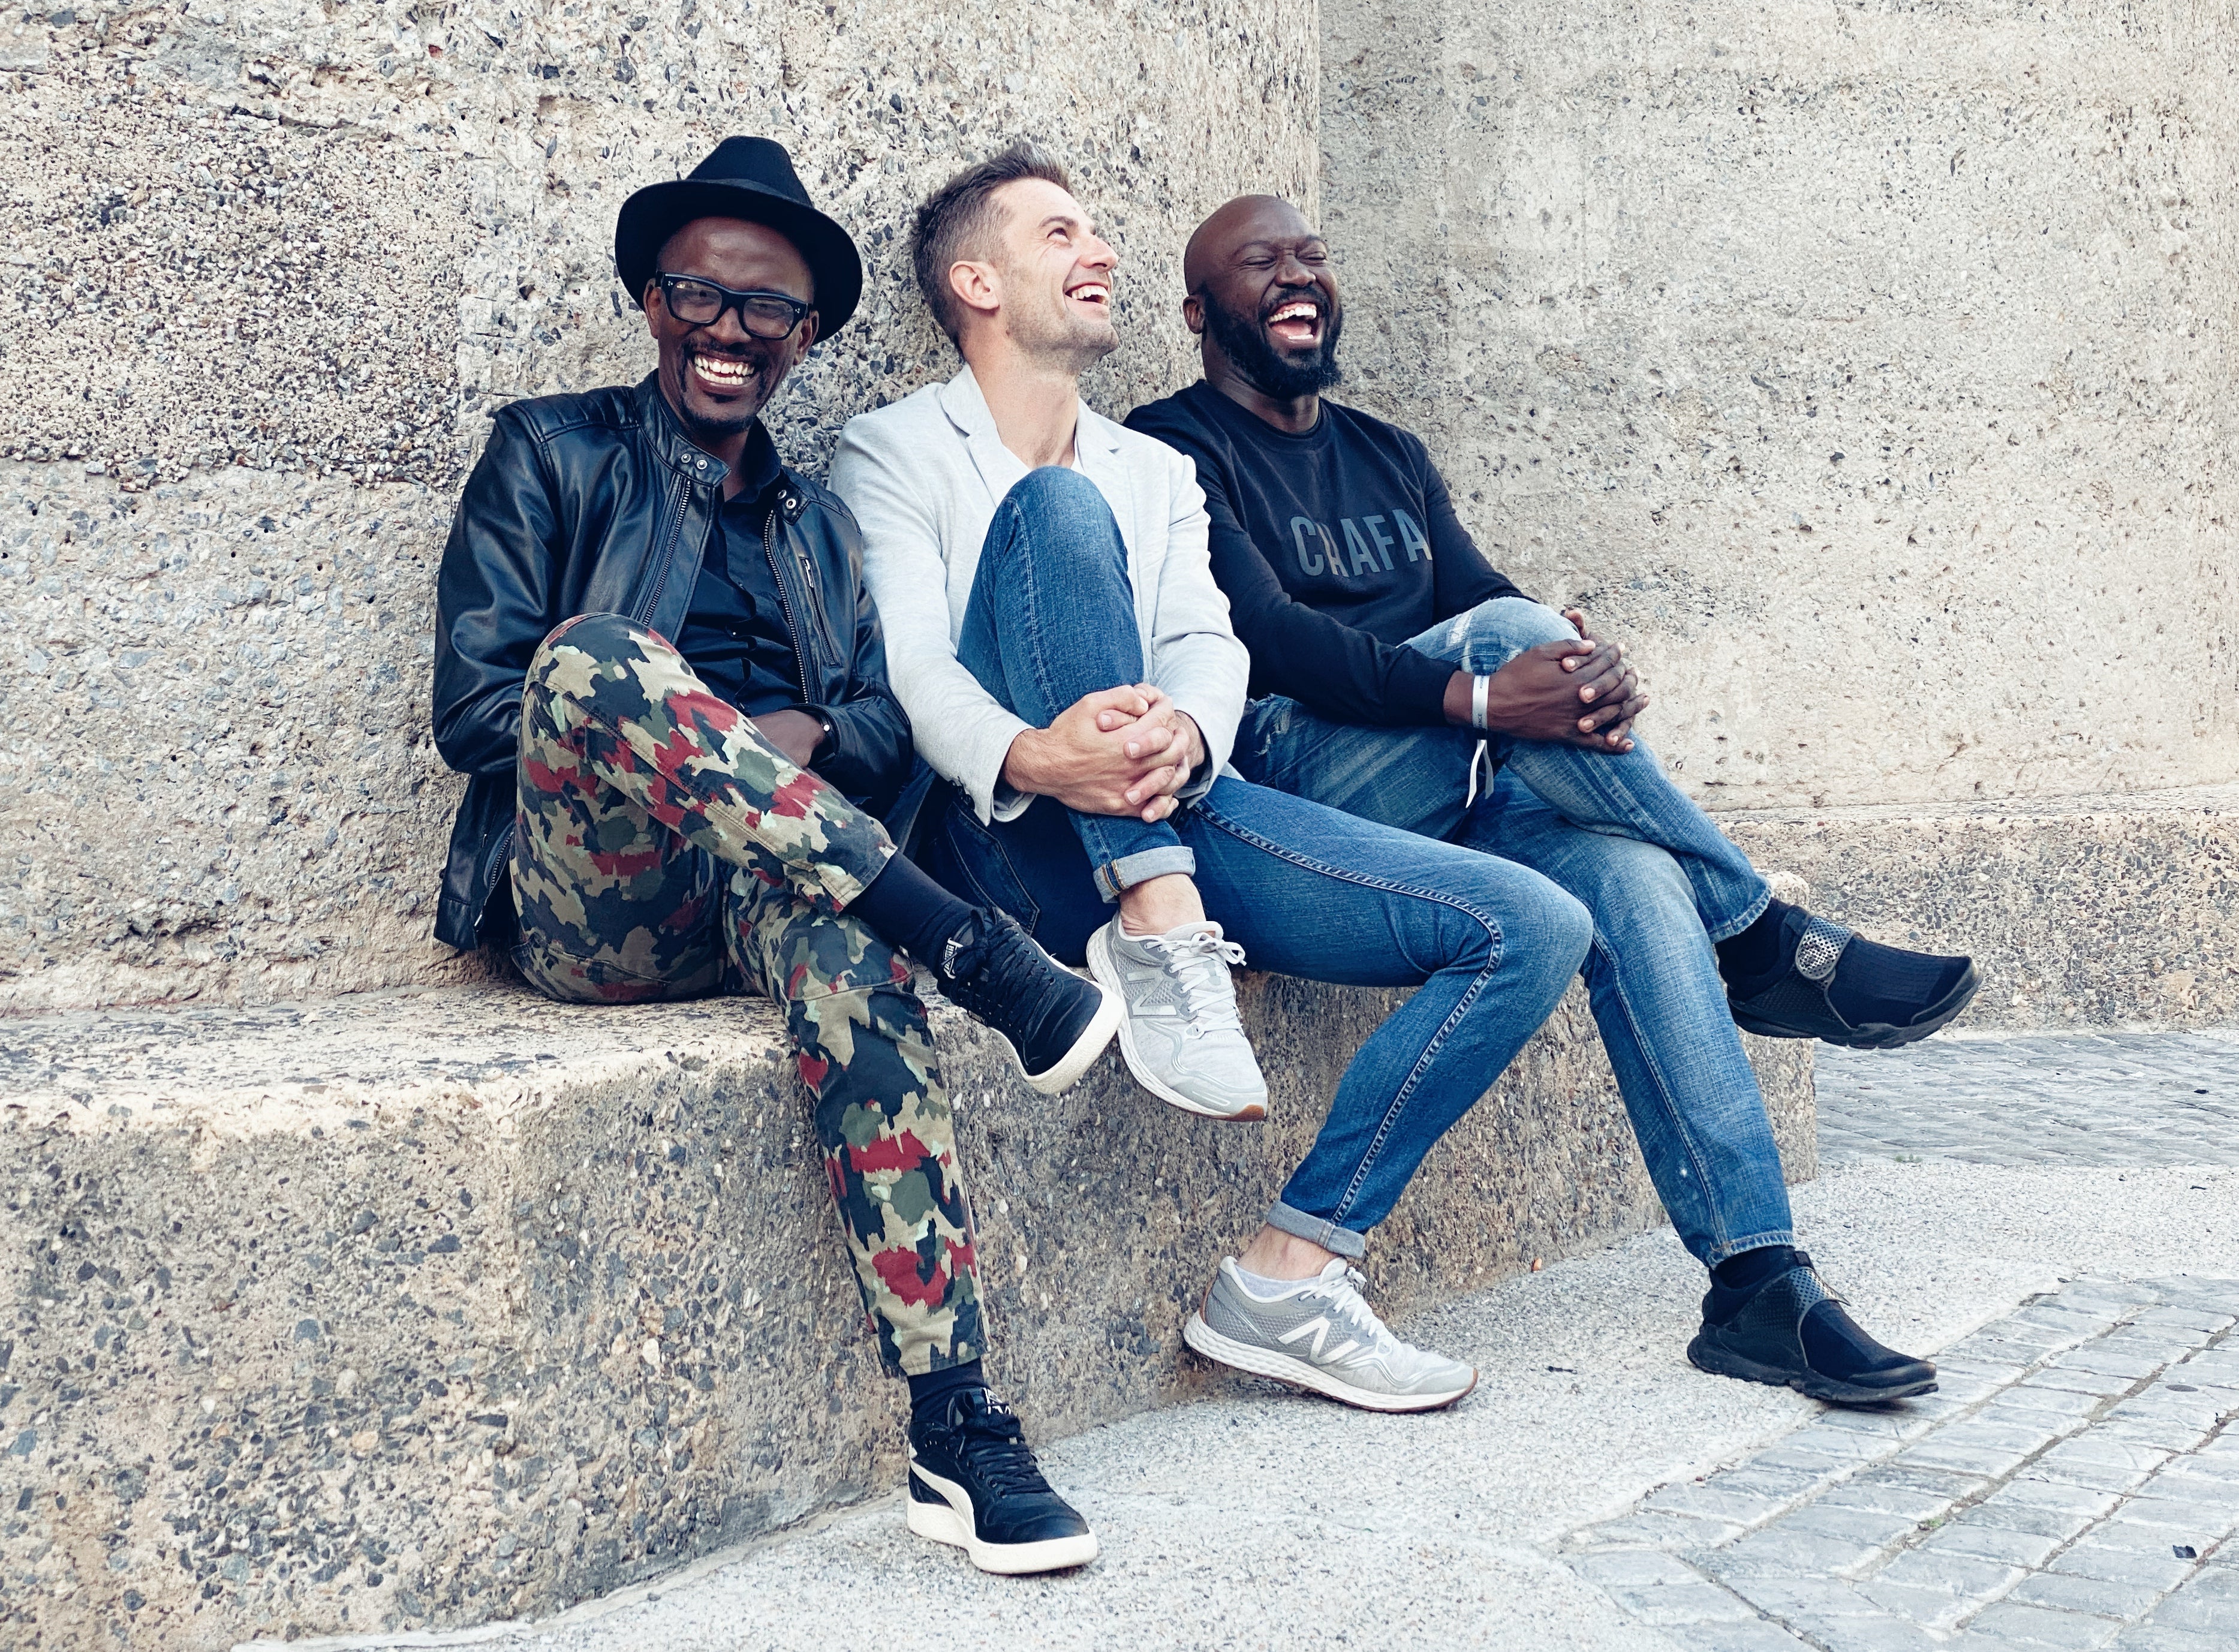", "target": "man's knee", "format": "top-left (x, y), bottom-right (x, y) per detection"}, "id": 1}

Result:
top-left (990, 466), bottom-right (1124, 565)
top-left (1464, 595), bottom-right (1578, 659)
top-left (526, 612), bottom-right (666, 687)
top-left (1507, 875), bottom-right (1594, 1001)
